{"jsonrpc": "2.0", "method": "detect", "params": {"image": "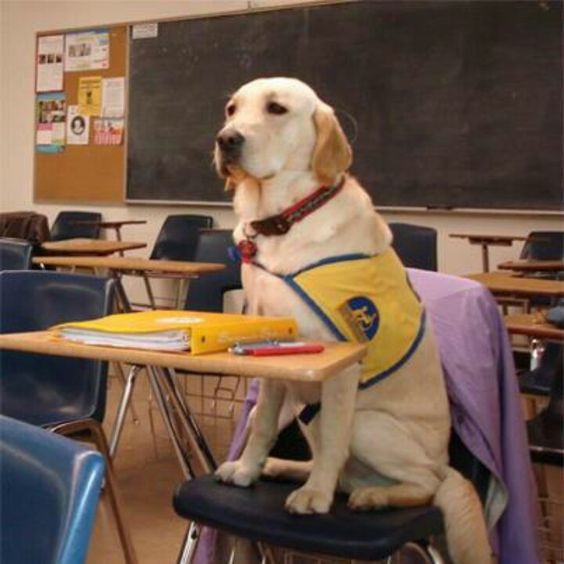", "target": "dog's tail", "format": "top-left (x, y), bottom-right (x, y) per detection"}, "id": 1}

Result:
top-left (433, 466), bottom-right (492, 564)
